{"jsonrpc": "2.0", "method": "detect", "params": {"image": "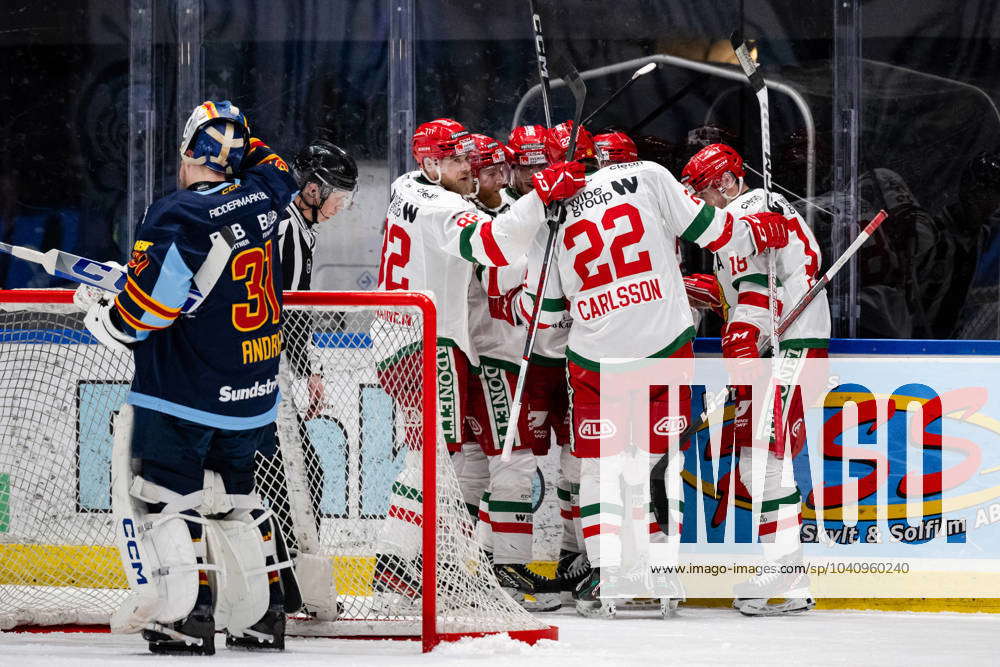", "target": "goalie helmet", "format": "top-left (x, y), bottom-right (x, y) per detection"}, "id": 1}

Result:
top-left (507, 125), bottom-right (549, 166)
top-left (544, 120), bottom-right (596, 163)
top-left (292, 139), bottom-right (358, 201)
top-left (594, 131), bottom-right (638, 167)
top-left (681, 143), bottom-right (745, 193)
top-left (179, 100), bottom-right (249, 175)
top-left (411, 118), bottom-right (474, 163)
